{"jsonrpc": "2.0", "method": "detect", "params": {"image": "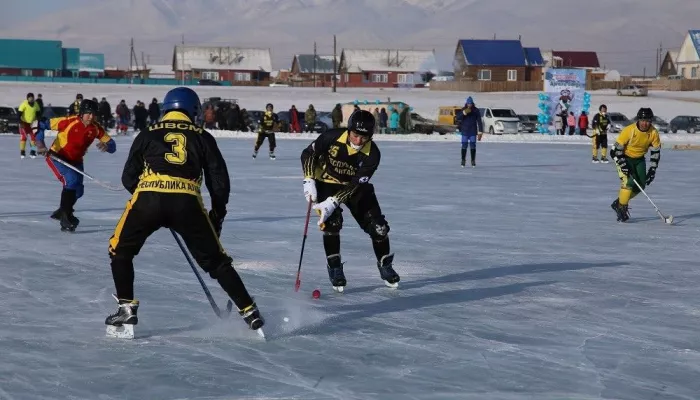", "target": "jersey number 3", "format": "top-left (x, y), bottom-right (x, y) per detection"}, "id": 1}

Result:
top-left (164, 132), bottom-right (187, 165)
